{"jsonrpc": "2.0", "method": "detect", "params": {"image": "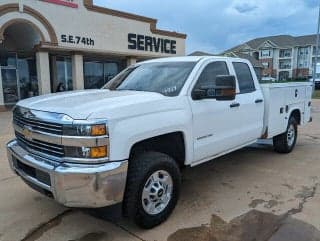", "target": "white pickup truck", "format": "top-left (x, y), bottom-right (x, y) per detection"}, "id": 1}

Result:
top-left (7, 56), bottom-right (312, 228)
